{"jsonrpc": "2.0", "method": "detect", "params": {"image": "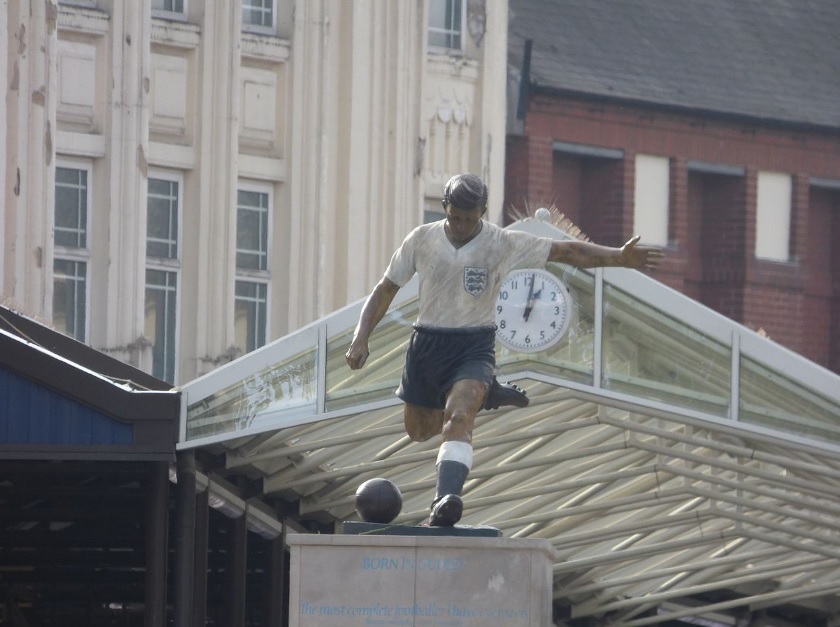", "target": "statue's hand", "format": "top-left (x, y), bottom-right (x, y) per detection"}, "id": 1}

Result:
top-left (345, 339), bottom-right (371, 370)
top-left (620, 235), bottom-right (665, 270)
